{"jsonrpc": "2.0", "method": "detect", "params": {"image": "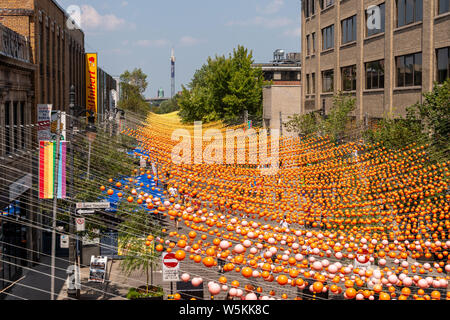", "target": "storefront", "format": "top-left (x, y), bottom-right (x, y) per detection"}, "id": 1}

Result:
top-left (0, 199), bottom-right (28, 293)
